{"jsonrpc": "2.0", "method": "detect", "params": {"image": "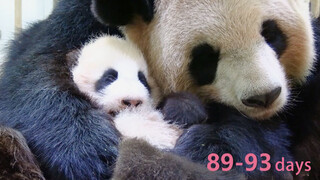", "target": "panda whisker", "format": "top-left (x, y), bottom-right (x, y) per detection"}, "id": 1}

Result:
top-left (235, 108), bottom-right (249, 118)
